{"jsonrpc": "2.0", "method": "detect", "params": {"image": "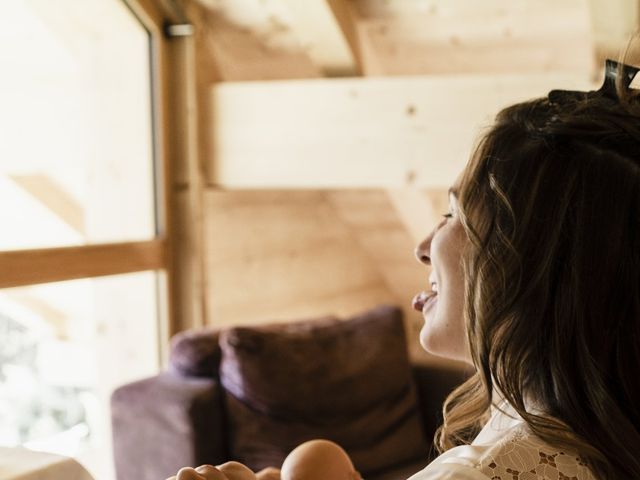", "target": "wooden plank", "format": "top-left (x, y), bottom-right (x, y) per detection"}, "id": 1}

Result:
top-left (124, 0), bottom-right (166, 27)
top-left (205, 190), bottom-right (347, 258)
top-left (10, 174), bottom-right (85, 235)
top-left (183, 1), bottom-right (322, 82)
top-left (209, 73), bottom-right (595, 188)
top-left (326, 0), bottom-right (365, 75)
top-left (587, 0), bottom-right (640, 65)
top-left (386, 189), bottom-right (441, 244)
top-left (2, 291), bottom-right (68, 339)
top-left (171, 190), bottom-right (206, 330)
top-left (165, 27), bottom-right (207, 335)
top-left (207, 248), bottom-right (385, 308)
top-left (278, 0), bottom-right (357, 76)
top-left (0, 240), bottom-right (166, 289)
top-left (324, 189), bottom-right (424, 334)
top-left (203, 189), bottom-right (395, 326)
top-left (352, 0), bottom-right (594, 76)
top-left (209, 284), bottom-right (397, 328)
